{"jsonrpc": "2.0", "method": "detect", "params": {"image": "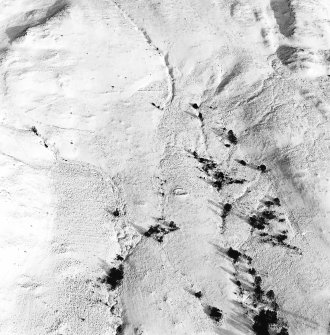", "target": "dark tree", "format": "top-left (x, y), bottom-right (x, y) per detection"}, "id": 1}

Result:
top-left (248, 268), bottom-right (256, 275)
top-left (112, 209), bottom-right (120, 217)
top-left (266, 290), bottom-right (275, 300)
top-left (227, 130), bottom-right (238, 144)
top-left (223, 203), bottom-right (232, 216)
top-left (273, 198), bottom-right (281, 206)
top-left (104, 265), bottom-right (124, 290)
top-left (31, 126), bottom-right (39, 136)
top-left (253, 309), bottom-right (278, 335)
top-left (238, 160), bottom-right (247, 166)
top-left (205, 306), bottom-right (223, 322)
top-left (227, 247), bottom-right (241, 263)
top-left (261, 210), bottom-right (277, 220)
top-left (194, 291), bottom-right (202, 299)
top-left (258, 164), bottom-right (267, 173)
